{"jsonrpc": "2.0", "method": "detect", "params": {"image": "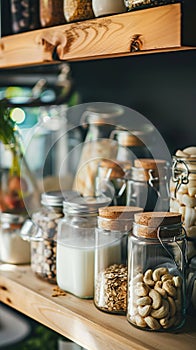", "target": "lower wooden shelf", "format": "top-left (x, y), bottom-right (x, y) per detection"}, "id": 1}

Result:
top-left (0, 264), bottom-right (195, 350)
